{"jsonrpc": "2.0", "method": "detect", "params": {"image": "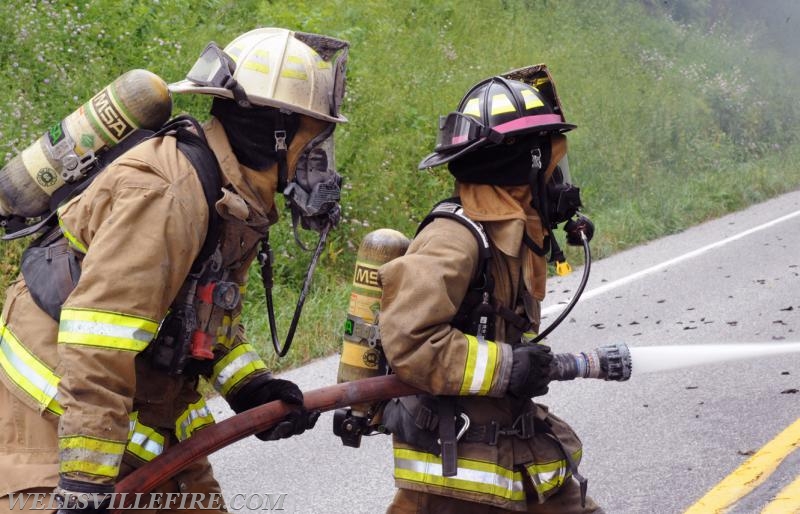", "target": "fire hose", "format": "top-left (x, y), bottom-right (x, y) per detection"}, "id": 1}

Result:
top-left (112, 340), bottom-right (800, 510)
top-left (112, 344), bottom-right (631, 509)
top-left (112, 374), bottom-right (422, 511)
